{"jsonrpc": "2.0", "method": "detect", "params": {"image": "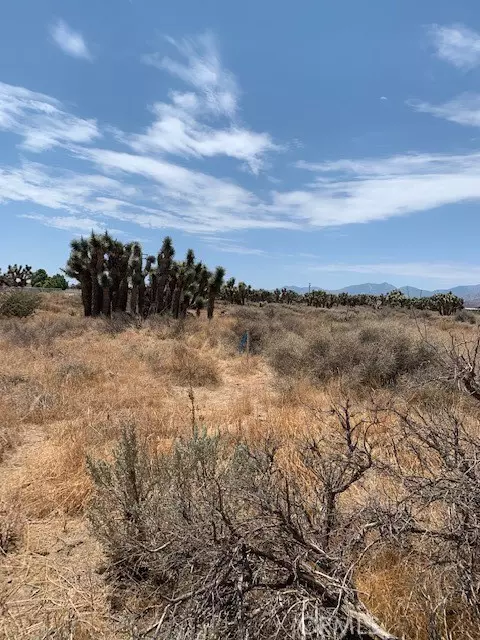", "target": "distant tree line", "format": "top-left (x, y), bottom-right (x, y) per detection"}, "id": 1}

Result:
top-left (65, 232), bottom-right (225, 319)
top-left (219, 280), bottom-right (465, 316)
top-left (303, 288), bottom-right (464, 315)
top-left (0, 264), bottom-right (68, 289)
